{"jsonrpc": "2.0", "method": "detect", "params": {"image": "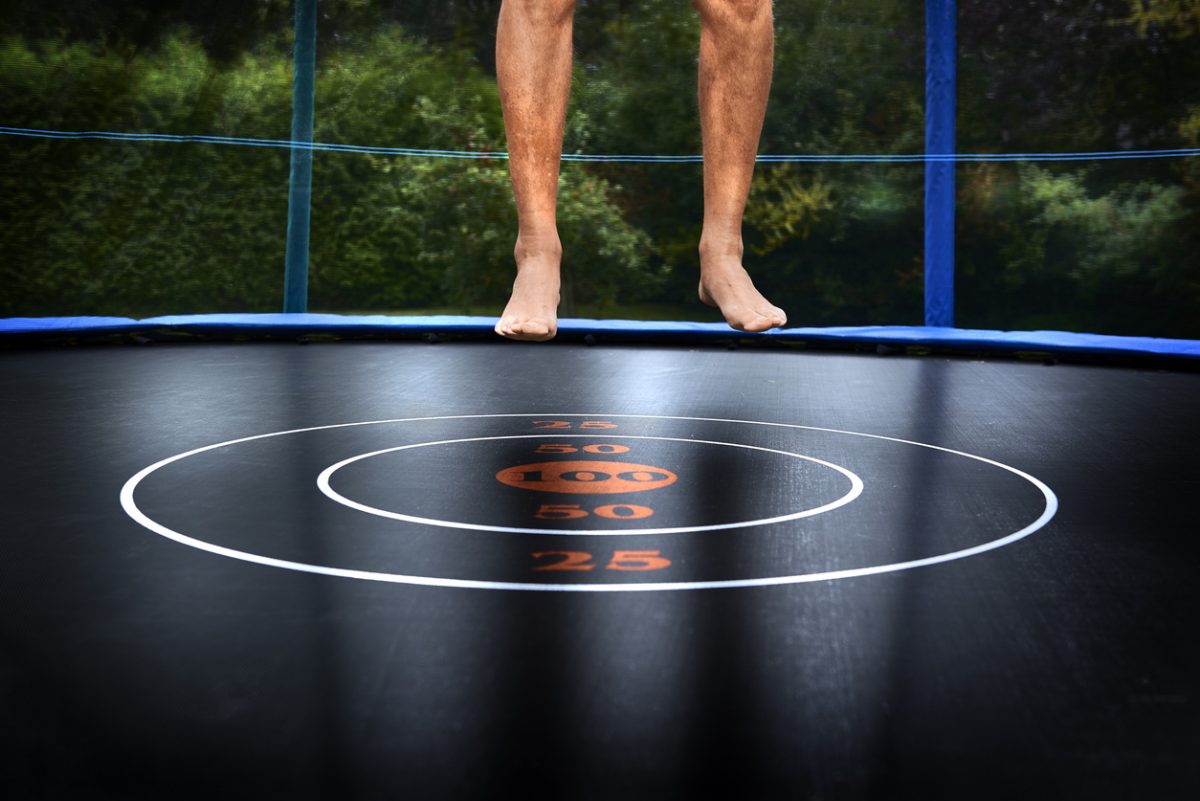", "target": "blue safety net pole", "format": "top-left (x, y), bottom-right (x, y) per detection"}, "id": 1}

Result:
top-left (283, 0), bottom-right (317, 313)
top-left (925, 0), bottom-right (956, 327)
